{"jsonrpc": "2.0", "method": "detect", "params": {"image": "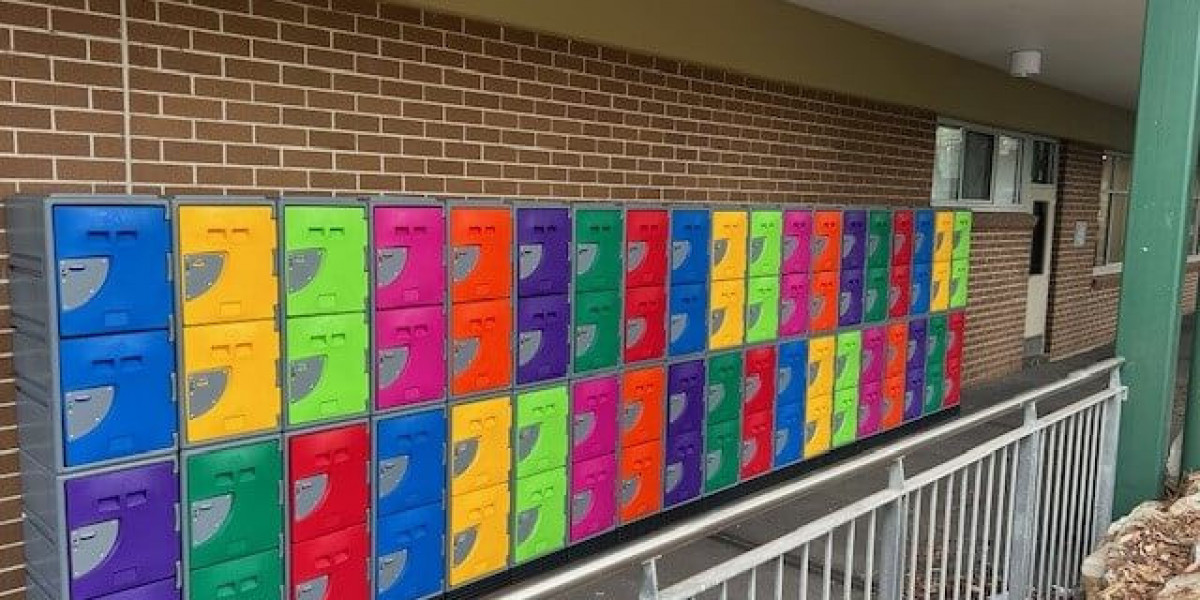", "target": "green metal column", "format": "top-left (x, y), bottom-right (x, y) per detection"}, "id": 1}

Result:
top-left (1114, 0), bottom-right (1200, 515)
